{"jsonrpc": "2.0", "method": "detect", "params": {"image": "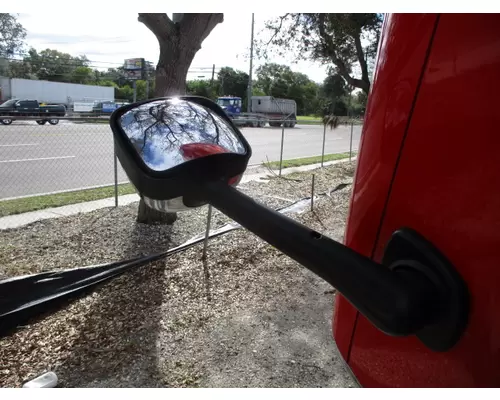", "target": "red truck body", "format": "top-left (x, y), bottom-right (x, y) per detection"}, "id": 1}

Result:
top-left (333, 13), bottom-right (500, 387)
